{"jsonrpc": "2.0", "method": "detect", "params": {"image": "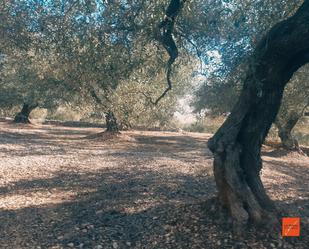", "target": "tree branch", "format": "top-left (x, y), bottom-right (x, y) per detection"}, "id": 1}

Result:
top-left (150, 0), bottom-right (186, 105)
